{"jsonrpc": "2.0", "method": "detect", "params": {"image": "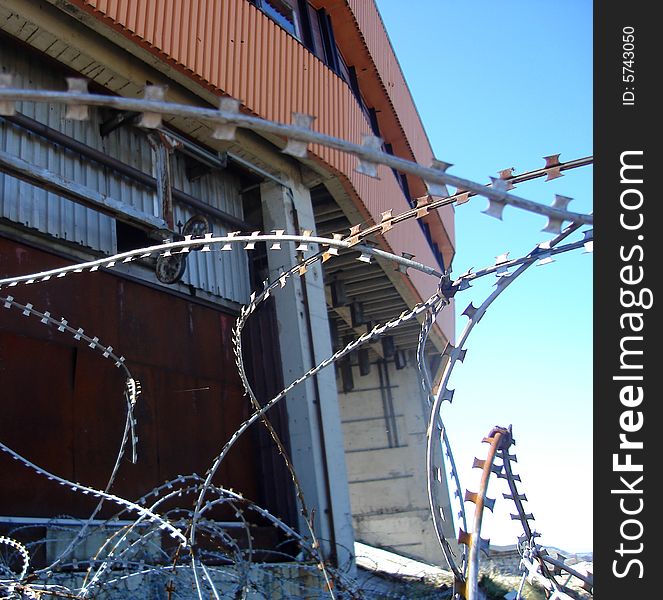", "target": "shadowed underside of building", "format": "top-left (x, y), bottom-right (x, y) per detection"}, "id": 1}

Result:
top-left (0, 0), bottom-right (457, 578)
